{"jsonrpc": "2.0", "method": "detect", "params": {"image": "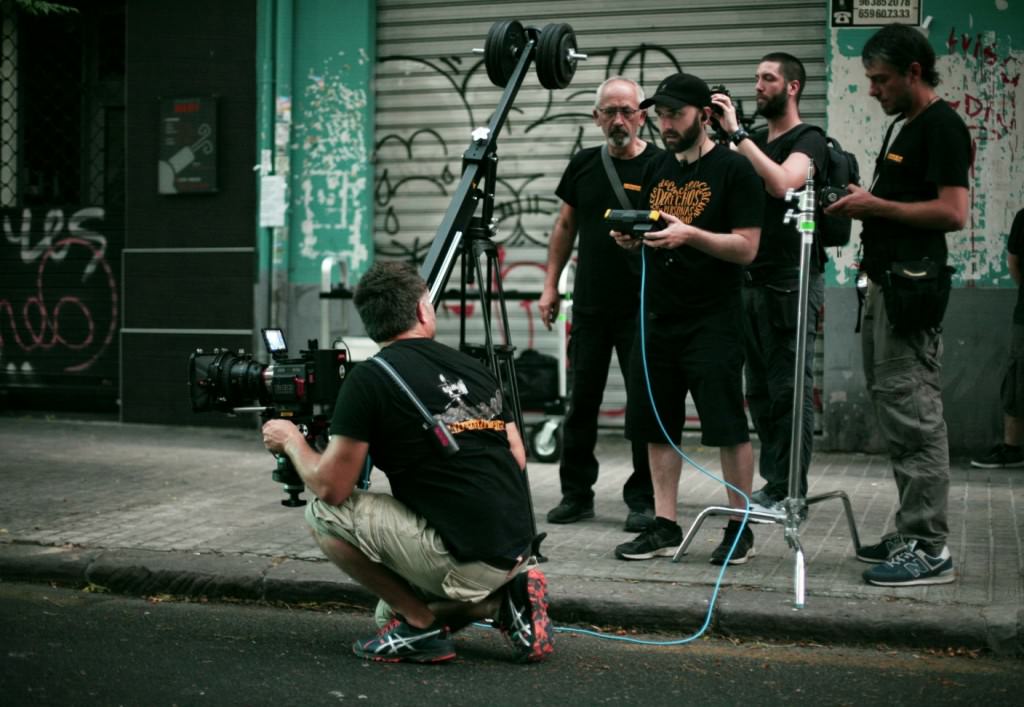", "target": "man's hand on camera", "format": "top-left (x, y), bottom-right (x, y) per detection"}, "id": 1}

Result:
top-left (710, 93), bottom-right (740, 134)
top-left (824, 183), bottom-right (876, 220)
top-left (537, 286), bottom-right (560, 331)
top-left (262, 419), bottom-right (301, 455)
top-left (640, 212), bottom-right (691, 249)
